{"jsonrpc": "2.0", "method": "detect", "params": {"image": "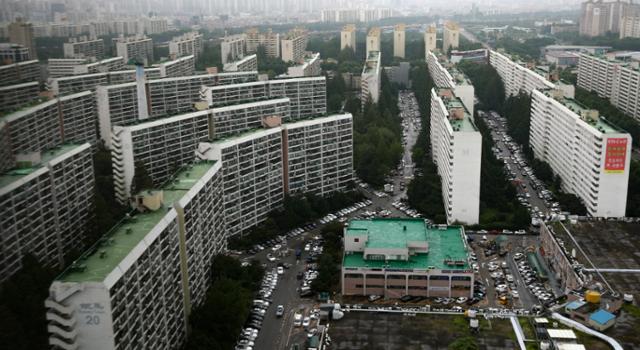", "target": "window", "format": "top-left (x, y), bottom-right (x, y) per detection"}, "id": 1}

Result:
top-left (344, 274), bottom-right (363, 279)
top-left (429, 275), bottom-right (449, 281)
top-left (354, 238), bottom-right (359, 243)
top-left (387, 275), bottom-right (406, 280)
